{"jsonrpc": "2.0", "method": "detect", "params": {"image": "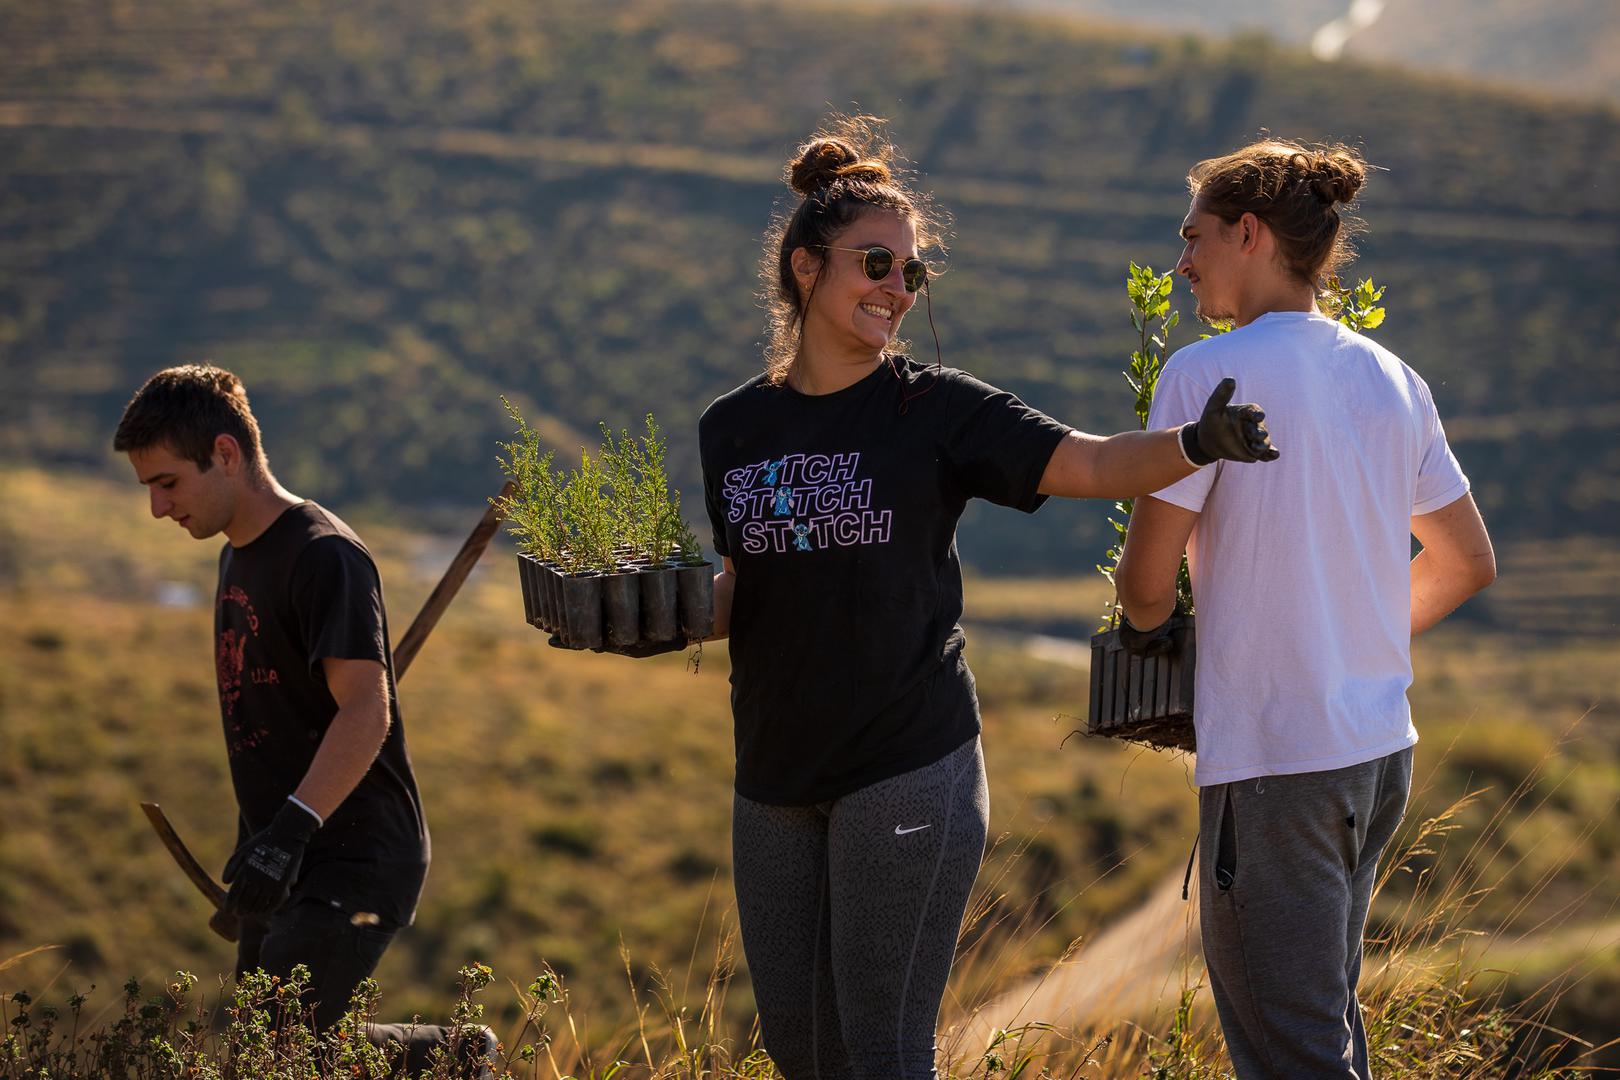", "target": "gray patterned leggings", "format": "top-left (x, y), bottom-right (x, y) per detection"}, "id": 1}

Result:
top-left (732, 736), bottom-right (989, 1080)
